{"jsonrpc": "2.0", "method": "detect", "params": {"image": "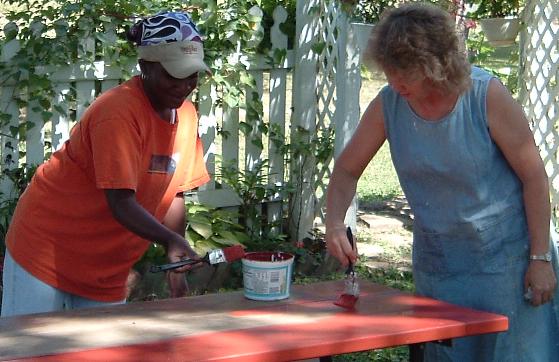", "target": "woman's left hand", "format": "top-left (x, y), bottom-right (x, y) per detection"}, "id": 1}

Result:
top-left (167, 271), bottom-right (188, 298)
top-left (525, 261), bottom-right (557, 306)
